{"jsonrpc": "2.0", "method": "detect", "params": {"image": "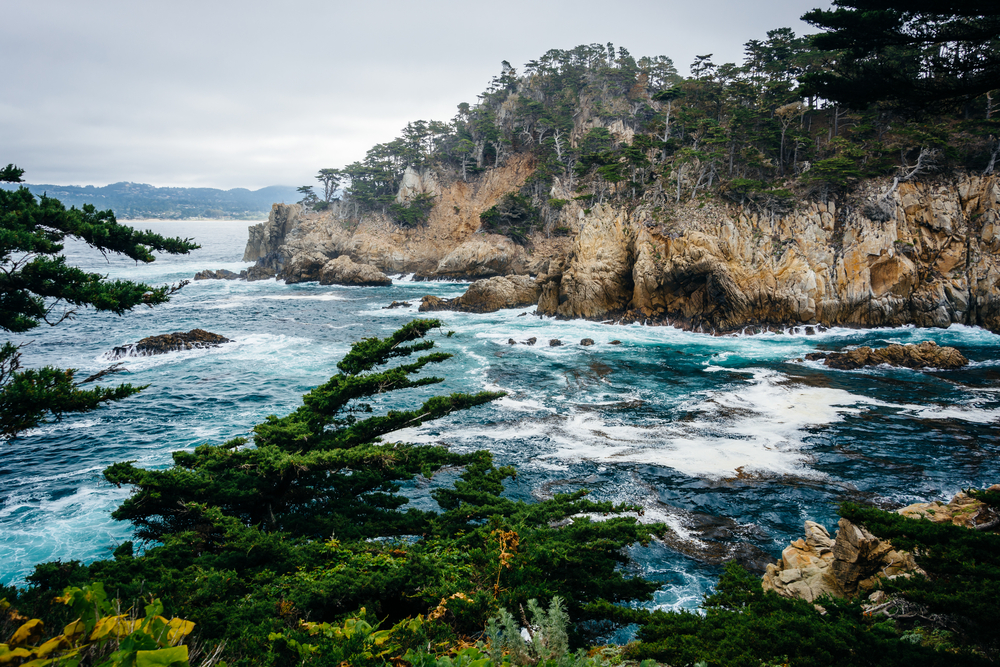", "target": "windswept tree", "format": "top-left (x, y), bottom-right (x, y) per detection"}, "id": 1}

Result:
top-left (802, 0), bottom-right (1000, 109)
top-left (0, 164), bottom-right (199, 437)
top-left (316, 168), bottom-right (343, 203)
